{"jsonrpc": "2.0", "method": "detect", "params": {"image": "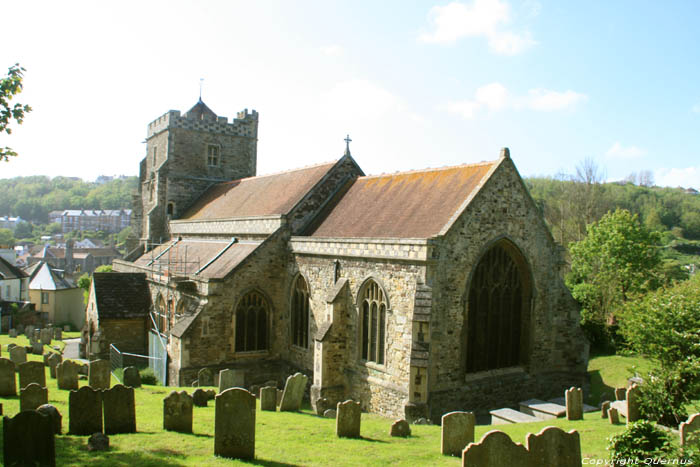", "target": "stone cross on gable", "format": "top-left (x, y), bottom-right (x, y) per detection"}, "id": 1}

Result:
top-left (344, 134), bottom-right (352, 156)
